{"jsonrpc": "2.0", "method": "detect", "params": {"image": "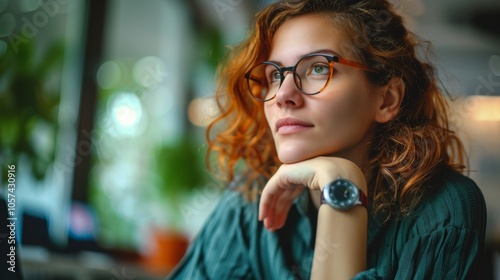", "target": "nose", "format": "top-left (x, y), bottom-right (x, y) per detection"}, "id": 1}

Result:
top-left (275, 73), bottom-right (304, 108)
